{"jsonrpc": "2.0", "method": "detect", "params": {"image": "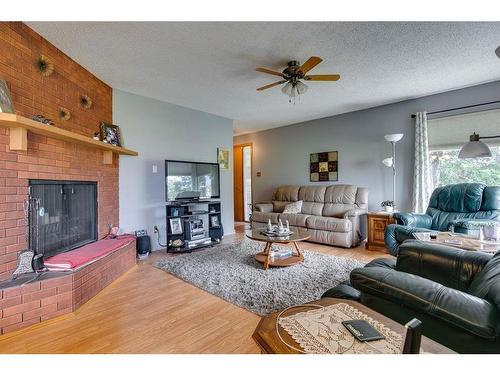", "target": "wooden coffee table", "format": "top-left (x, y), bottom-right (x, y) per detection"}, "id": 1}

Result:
top-left (246, 227), bottom-right (310, 270)
top-left (253, 297), bottom-right (454, 354)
